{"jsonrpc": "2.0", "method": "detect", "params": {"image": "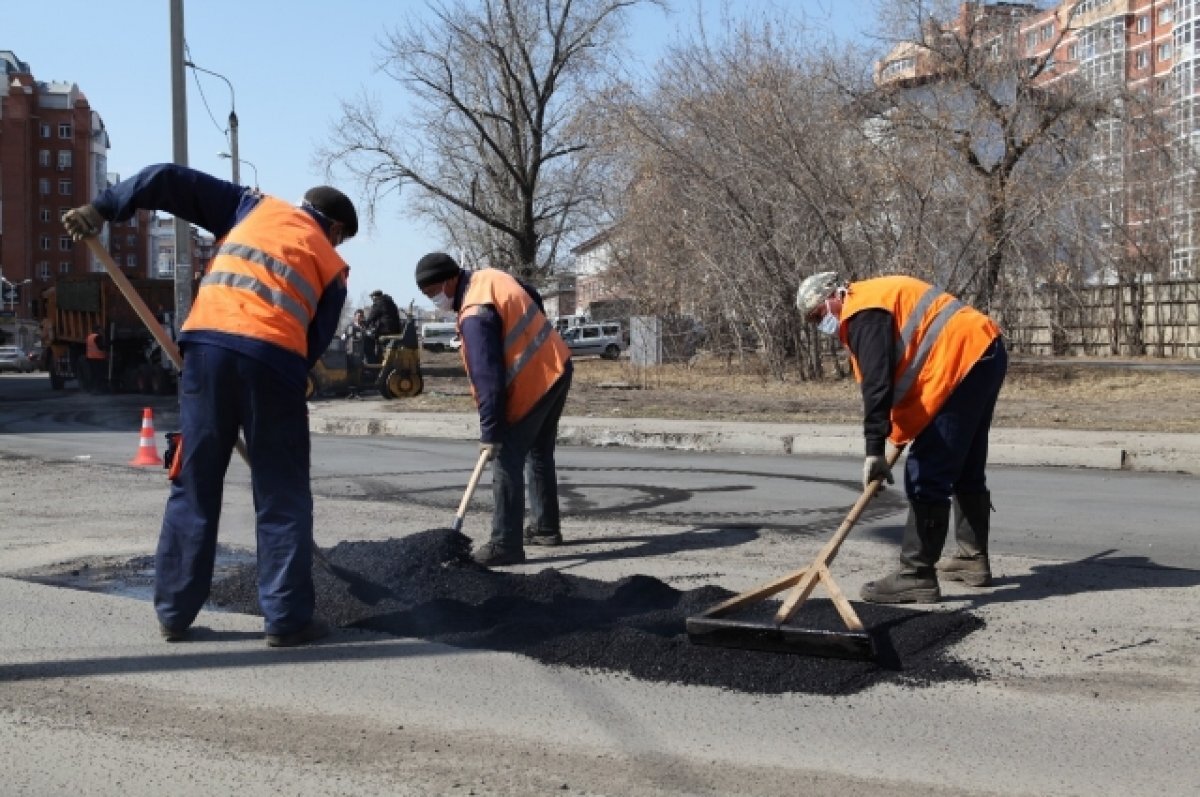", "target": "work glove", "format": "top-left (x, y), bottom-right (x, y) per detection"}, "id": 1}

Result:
top-left (63, 204), bottom-right (106, 240)
top-left (480, 442), bottom-right (502, 462)
top-left (862, 454), bottom-right (894, 490)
